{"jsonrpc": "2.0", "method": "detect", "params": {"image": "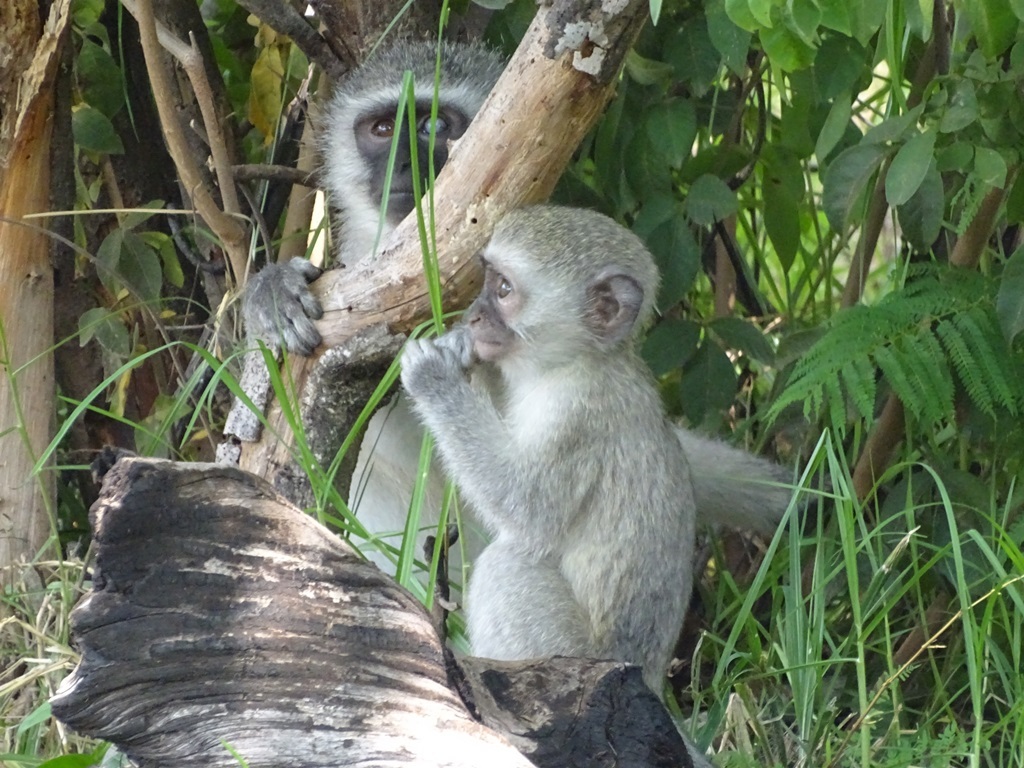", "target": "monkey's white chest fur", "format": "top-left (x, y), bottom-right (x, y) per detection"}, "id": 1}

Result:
top-left (504, 379), bottom-right (574, 447)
